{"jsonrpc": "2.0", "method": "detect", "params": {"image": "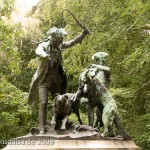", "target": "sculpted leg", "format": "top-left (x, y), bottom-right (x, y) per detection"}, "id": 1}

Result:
top-left (51, 114), bottom-right (57, 131)
top-left (38, 85), bottom-right (48, 134)
top-left (74, 108), bottom-right (83, 125)
top-left (108, 126), bottom-right (115, 137)
top-left (100, 90), bottom-right (116, 137)
top-left (95, 105), bottom-right (103, 128)
top-left (51, 114), bottom-right (57, 125)
top-left (61, 116), bottom-right (68, 130)
top-left (77, 113), bottom-right (83, 125)
top-left (102, 110), bottom-right (109, 137)
top-left (51, 76), bottom-right (64, 99)
top-left (72, 100), bottom-right (83, 125)
top-left (86, 104), bottom-right (94, 127)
